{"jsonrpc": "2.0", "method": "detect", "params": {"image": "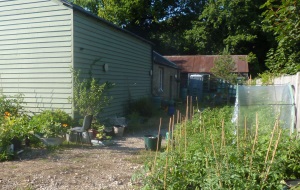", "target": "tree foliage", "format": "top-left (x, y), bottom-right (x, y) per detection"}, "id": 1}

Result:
top-left (185, 0), bottom-right (269, 75)
top-left (69, 0), bottom-right (300, 76)
top-left (69, 0), bottom-right (101, 14)
top-left (211, 46), bottom-right (237, 84)
top-left (261, 0), bottom-right (300, 74)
